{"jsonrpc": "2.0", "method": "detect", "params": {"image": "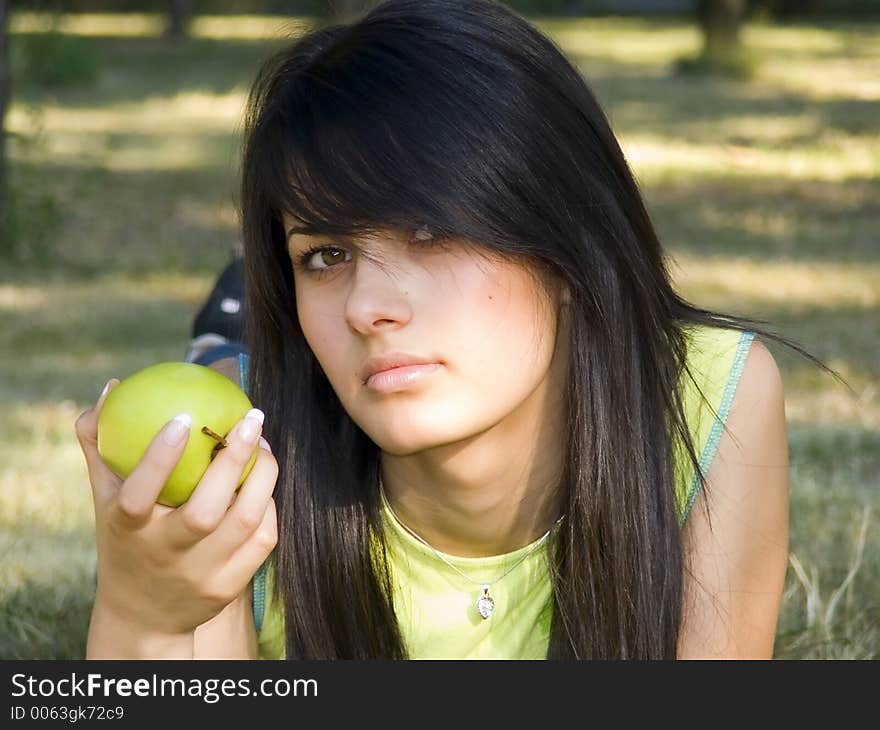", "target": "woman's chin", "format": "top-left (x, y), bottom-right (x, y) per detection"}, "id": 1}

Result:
top-left (370, 428), bottom-right (462, 456)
